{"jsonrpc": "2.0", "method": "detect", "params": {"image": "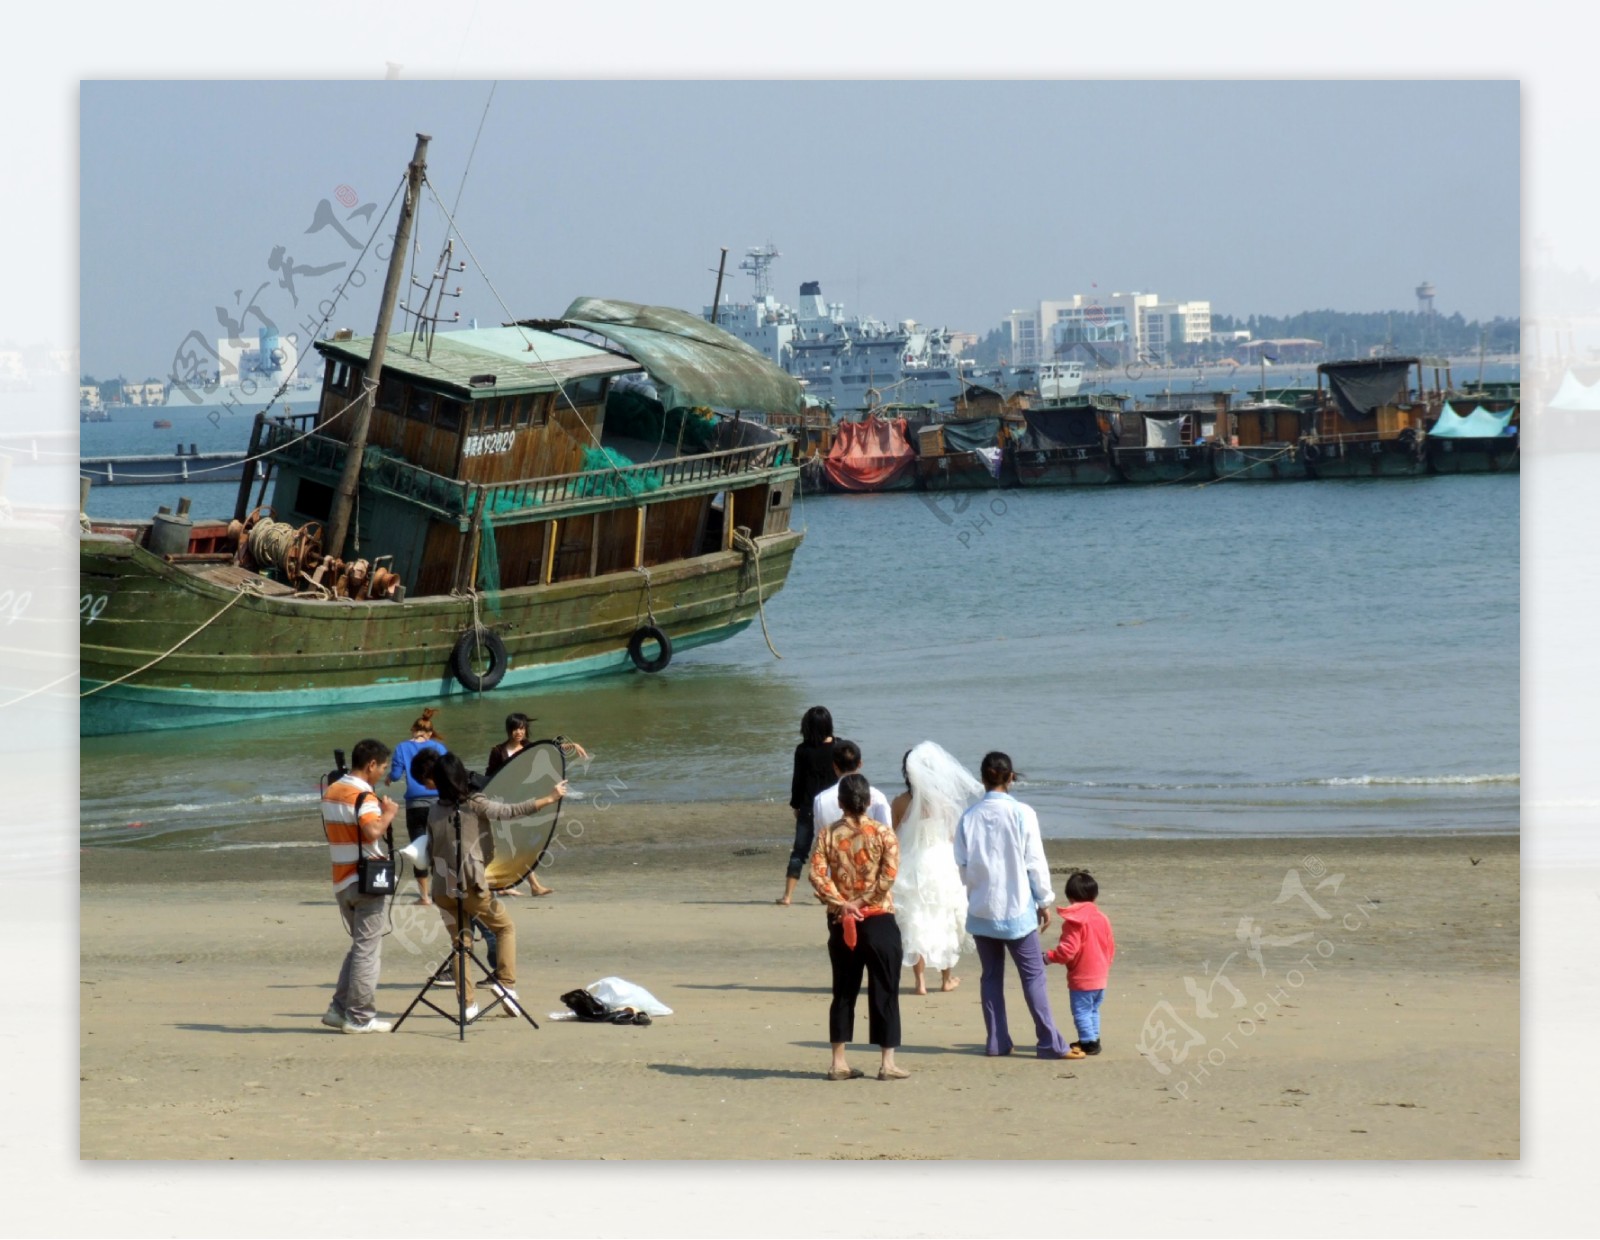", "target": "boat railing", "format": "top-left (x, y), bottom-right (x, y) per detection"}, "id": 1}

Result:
top-left (473, 440), bottom-right (791, 521)
top-left (261, 422), bottom-right (792, 522)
